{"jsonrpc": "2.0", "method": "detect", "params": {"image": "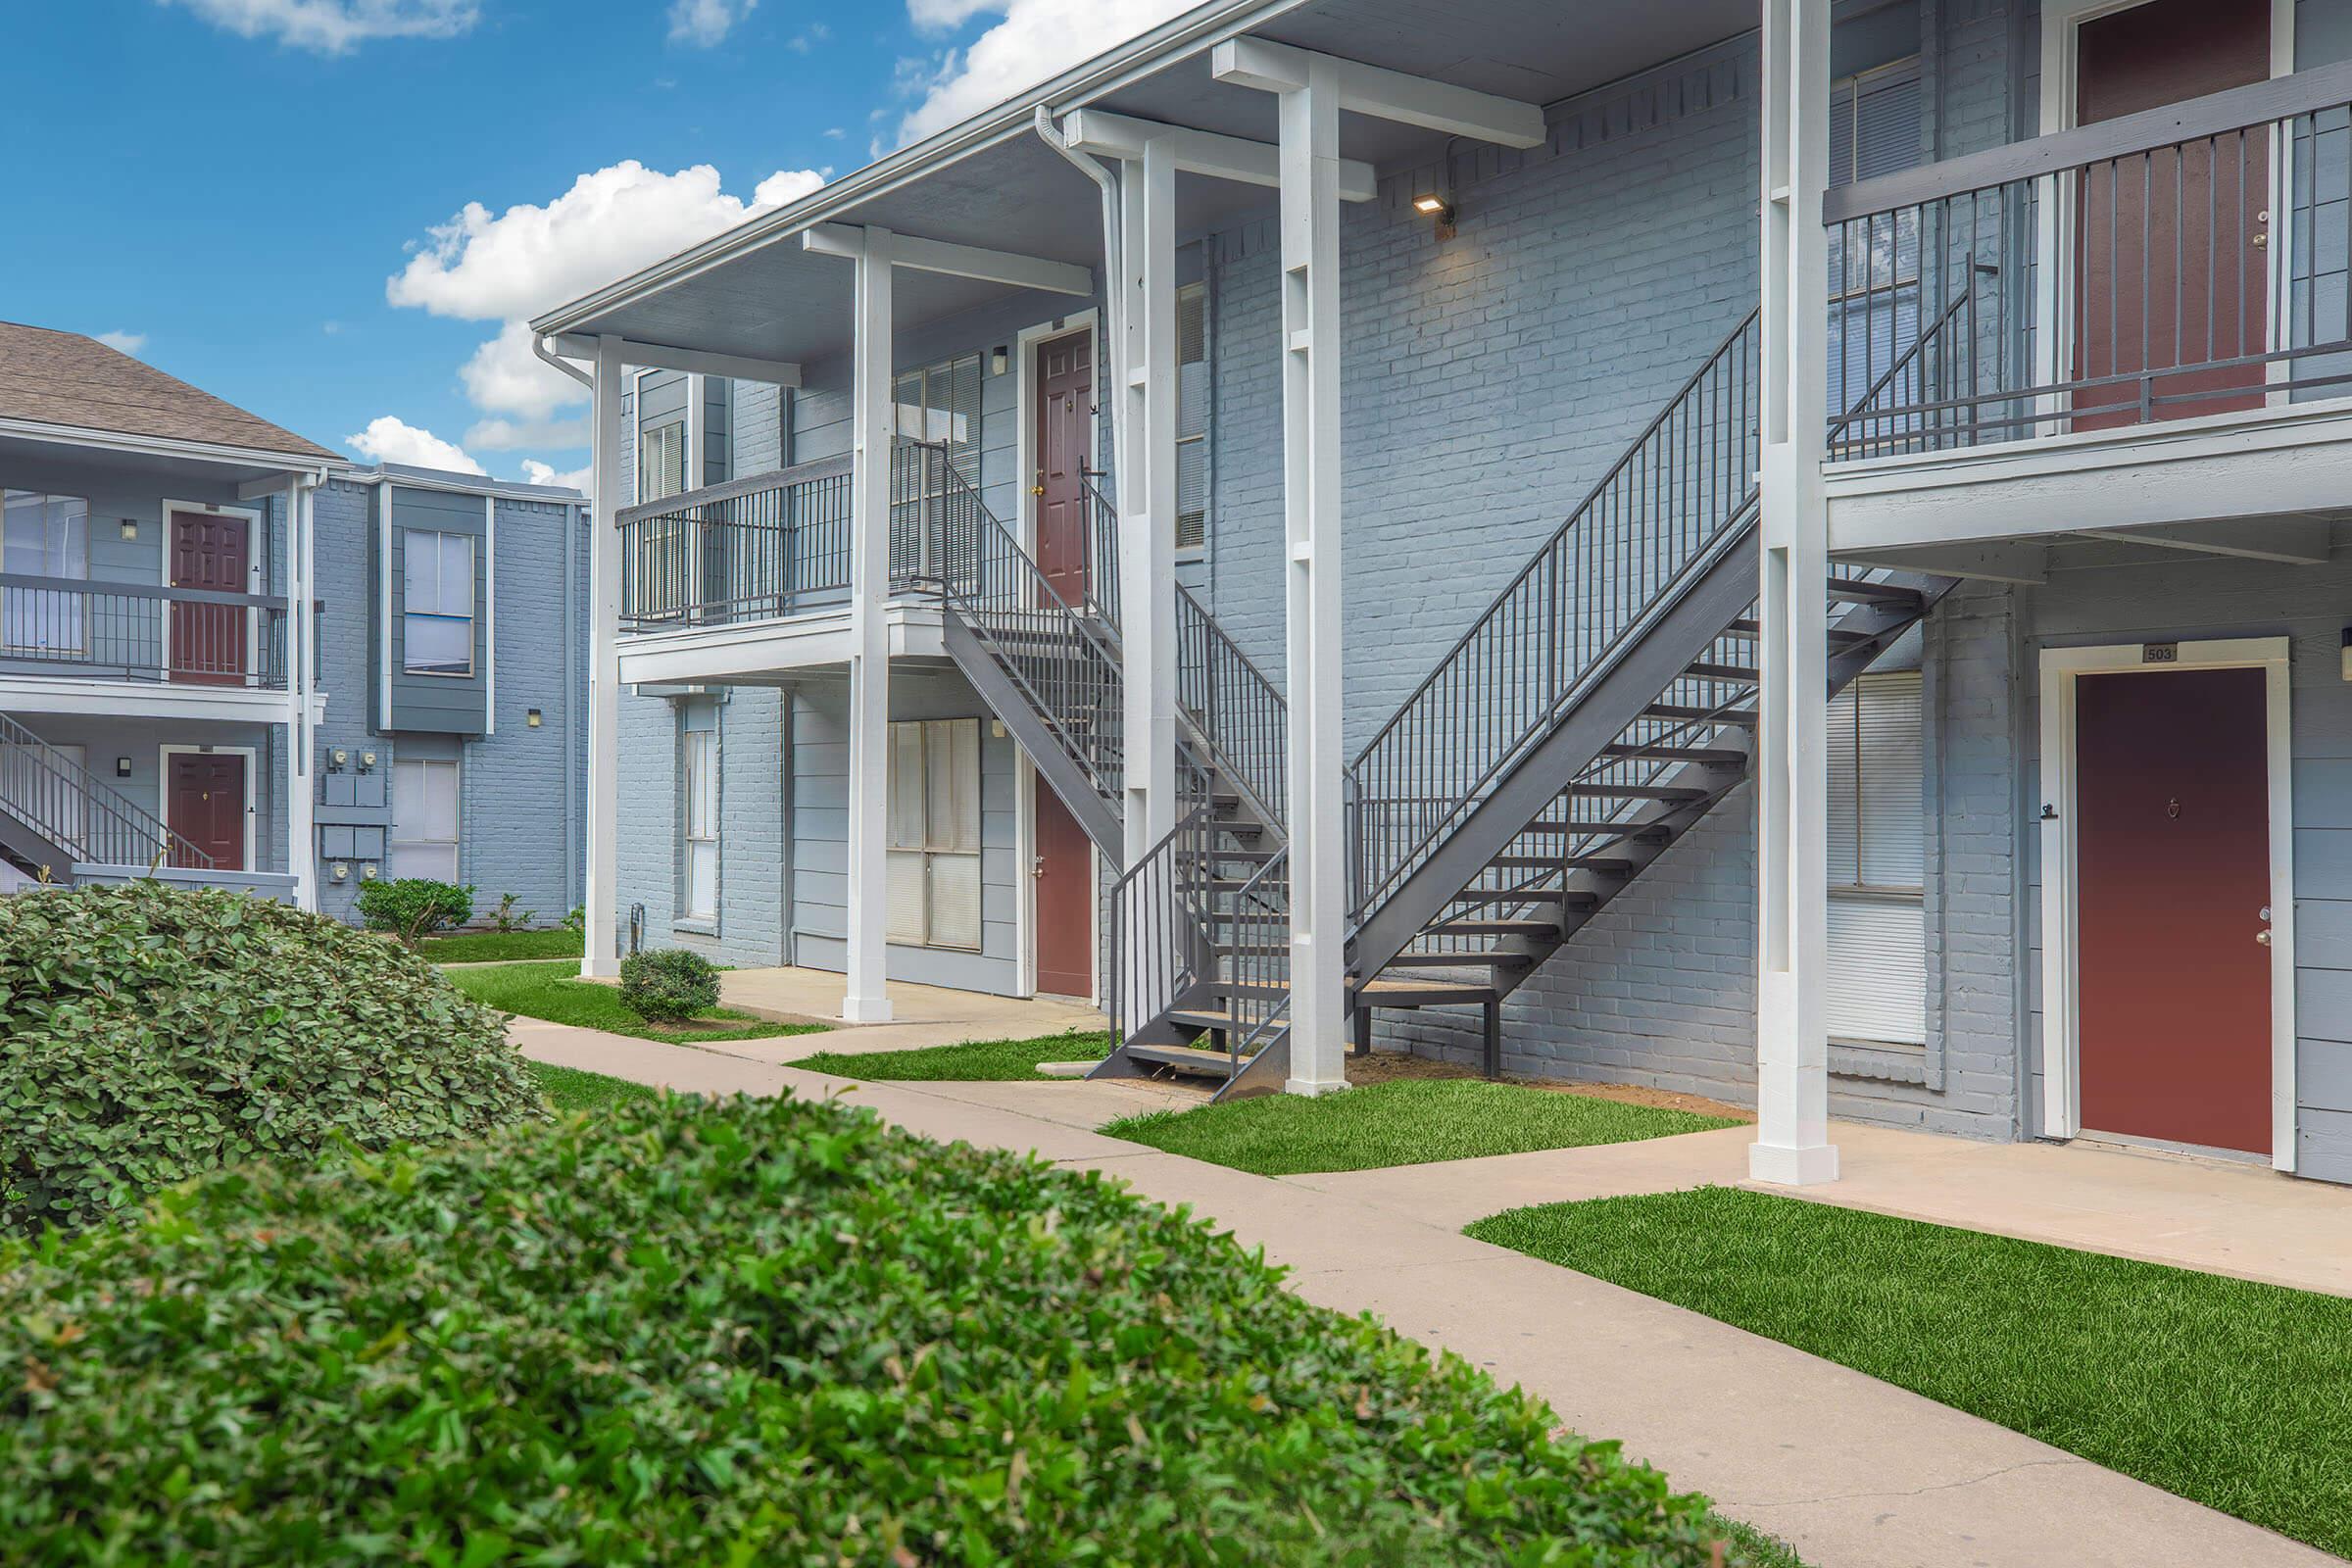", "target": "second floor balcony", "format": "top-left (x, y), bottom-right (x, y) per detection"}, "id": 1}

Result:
top-left (0, 572), bottom-right (308, 692)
